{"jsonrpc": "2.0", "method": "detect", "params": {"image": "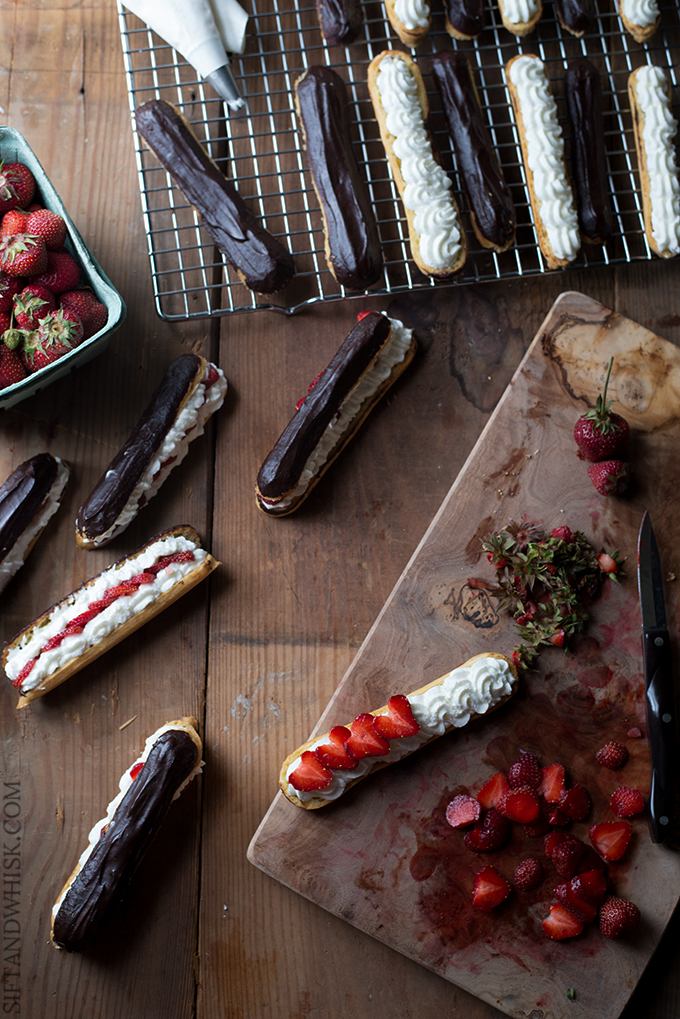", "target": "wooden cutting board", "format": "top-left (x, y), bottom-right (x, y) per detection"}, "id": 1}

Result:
top-left (248, 291), bottom-right (680, 1019)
